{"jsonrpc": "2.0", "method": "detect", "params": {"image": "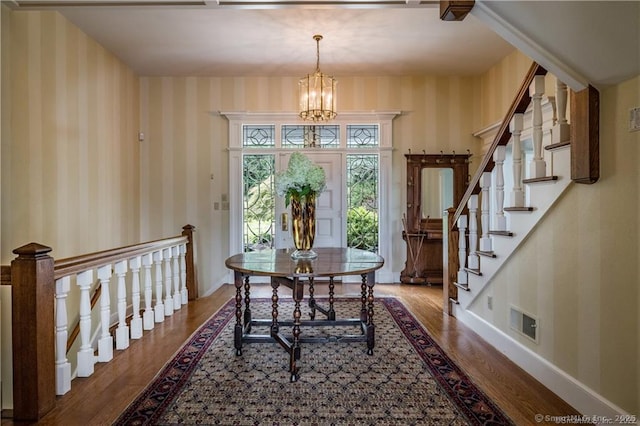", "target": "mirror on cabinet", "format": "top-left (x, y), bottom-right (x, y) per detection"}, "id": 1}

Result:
top-left (401, 153), bottom-right (470, 285)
